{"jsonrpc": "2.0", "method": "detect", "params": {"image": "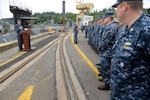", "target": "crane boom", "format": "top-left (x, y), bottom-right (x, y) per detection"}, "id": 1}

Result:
top-left (73, 0), bottom-right (94, 24)
top-left (79, 0), bottom-right (84, 3)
